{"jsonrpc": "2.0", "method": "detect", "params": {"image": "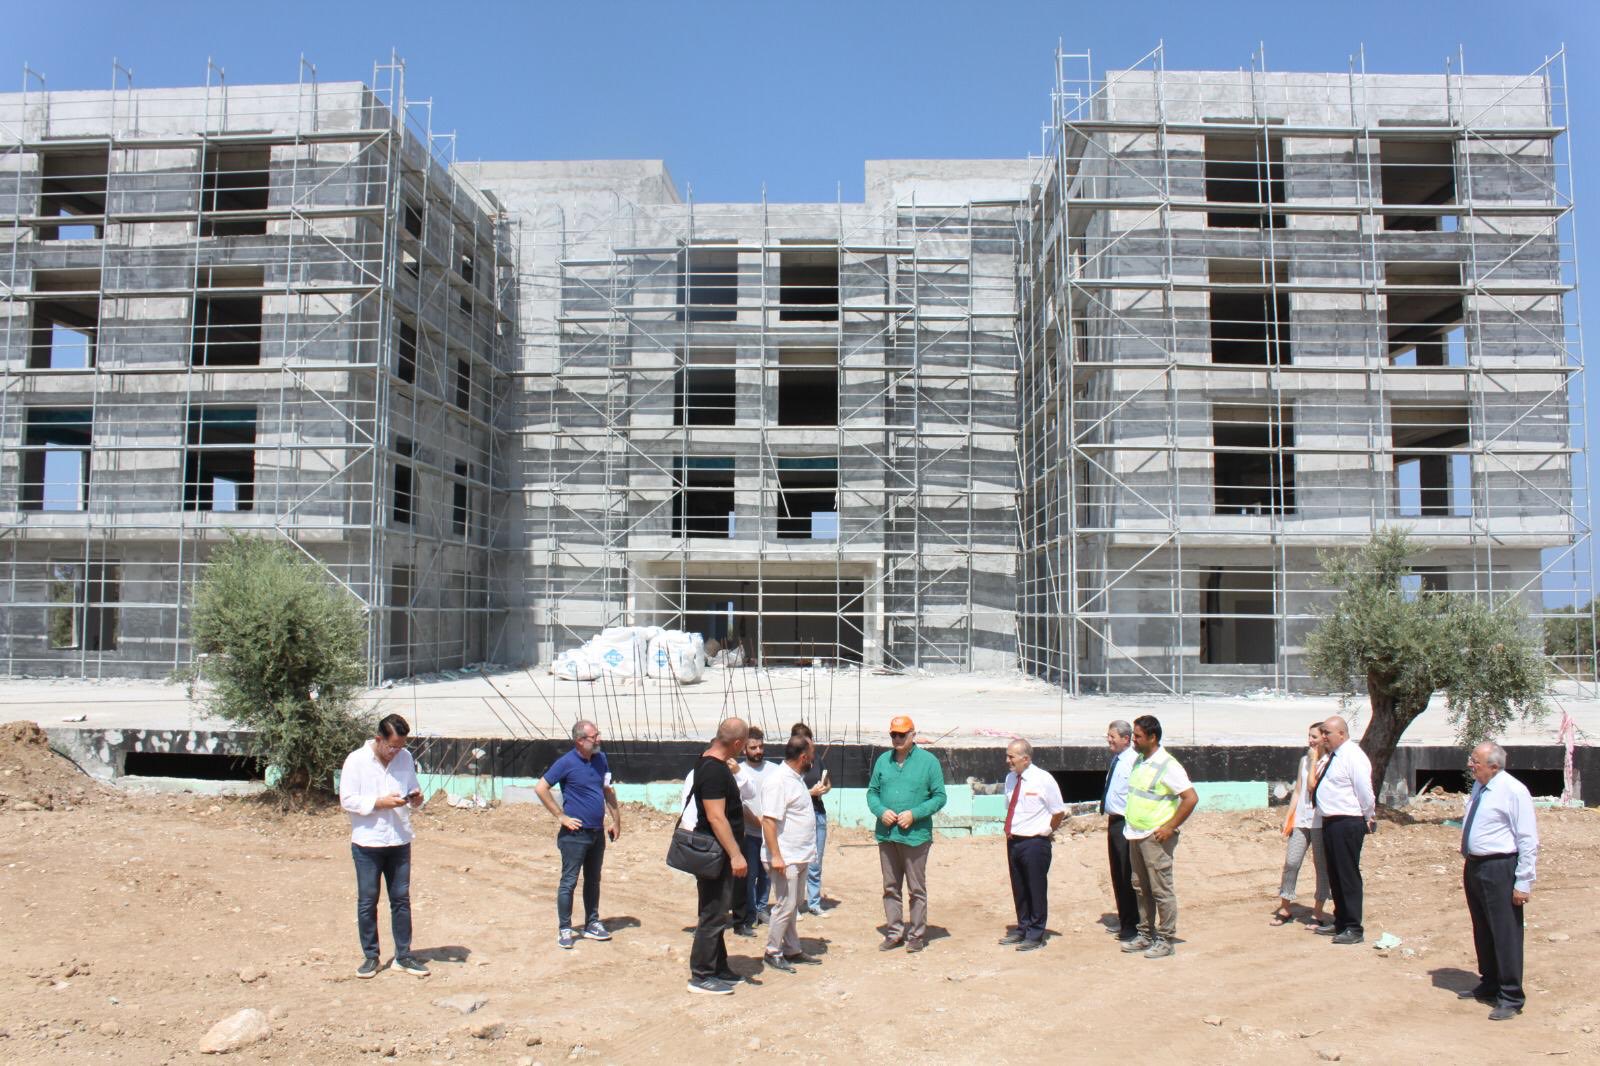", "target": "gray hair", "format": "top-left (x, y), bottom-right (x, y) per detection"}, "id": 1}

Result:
top-left (1477, 741), bottom-right (1507, 770)
top-left (571, 719), bottom-right (598, 741)
top-left (1108, 720), bottom-right (1132, 739)
top-left (1008, 737), bottom-right (1034, 757)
